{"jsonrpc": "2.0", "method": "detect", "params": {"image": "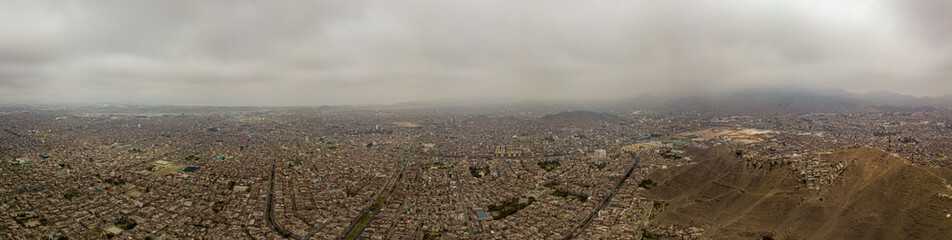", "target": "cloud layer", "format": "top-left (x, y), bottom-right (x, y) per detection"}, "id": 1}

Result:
top-left (1, 0), bottom-right (950, 105)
